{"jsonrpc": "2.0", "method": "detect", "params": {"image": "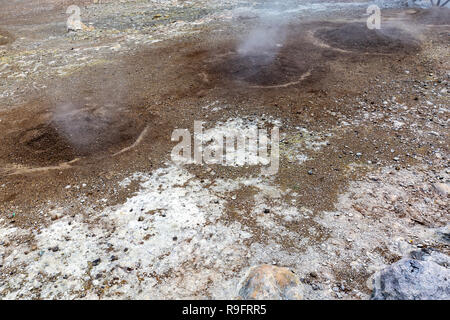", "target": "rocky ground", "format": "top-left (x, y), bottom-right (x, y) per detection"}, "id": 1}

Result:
top-left (0, 0), bottom-right (448, 299)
